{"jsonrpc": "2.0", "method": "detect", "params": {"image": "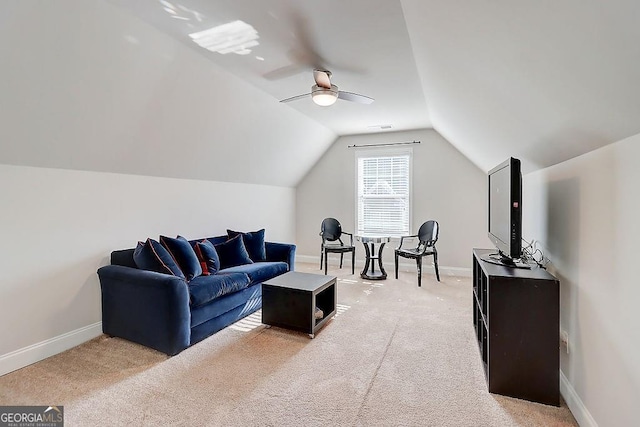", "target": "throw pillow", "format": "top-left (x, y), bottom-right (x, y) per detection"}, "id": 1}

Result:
top-left (193, 239), bottom-right (220, 276)
top-left (159, 235), bottom-right (202, 281)
top-left (215, 234), bottom-right (254, 269)
top-left (133, 238), bottom-right (185, 279)
top-left (227, 228), bottom-right (266, 261)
